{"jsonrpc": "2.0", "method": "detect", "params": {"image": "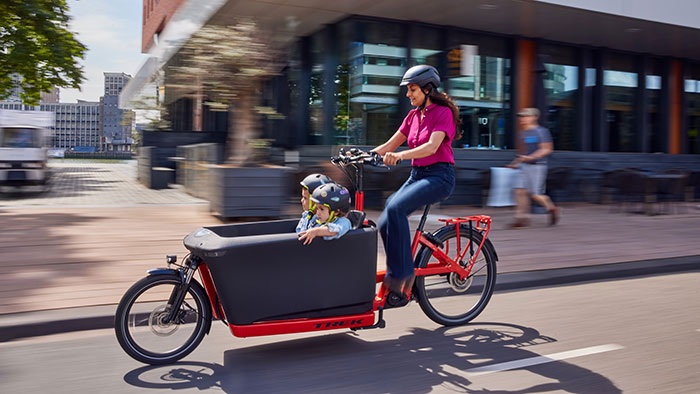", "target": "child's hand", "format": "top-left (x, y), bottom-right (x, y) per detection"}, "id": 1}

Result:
top-left (298, 227), bottom-right (320, 245)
